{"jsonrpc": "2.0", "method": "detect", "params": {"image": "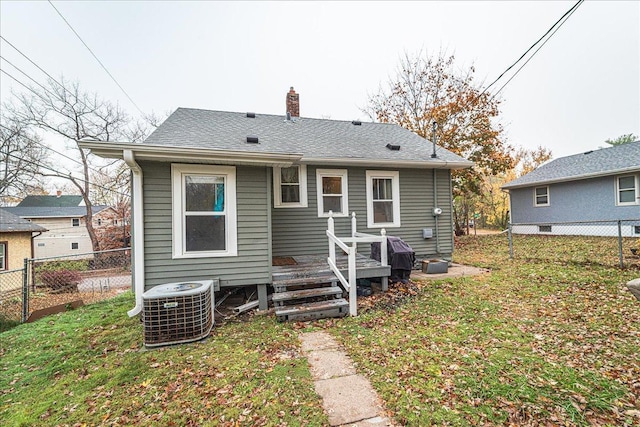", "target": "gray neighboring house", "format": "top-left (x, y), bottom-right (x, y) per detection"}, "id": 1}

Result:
top-left (79, 88), bottom-right (473, 315)
top-left (502, 141), bottom-right (640, 236)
